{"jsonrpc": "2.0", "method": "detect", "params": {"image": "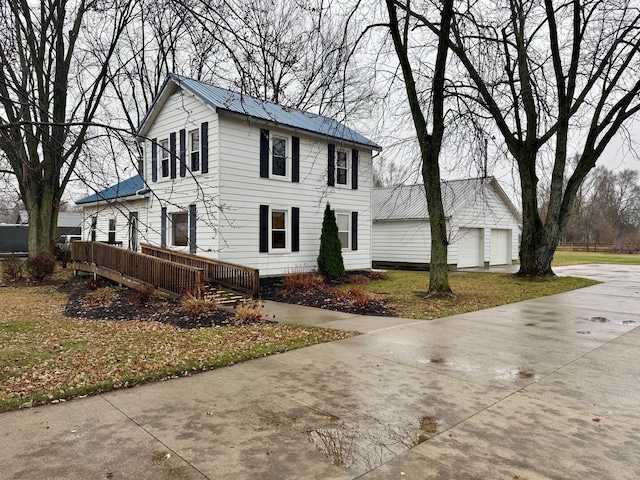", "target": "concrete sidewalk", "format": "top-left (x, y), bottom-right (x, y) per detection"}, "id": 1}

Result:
top-left (1, 264), bottom-right (639, 479)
